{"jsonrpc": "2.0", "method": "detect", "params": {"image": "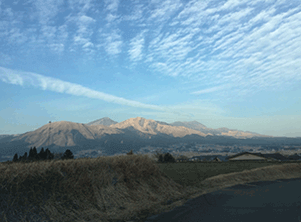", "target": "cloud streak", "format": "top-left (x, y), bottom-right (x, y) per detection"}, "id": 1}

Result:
top-left (0, 67), bottom-right (192, 117)
top-left (191, 85), bottom-right (231, 95)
